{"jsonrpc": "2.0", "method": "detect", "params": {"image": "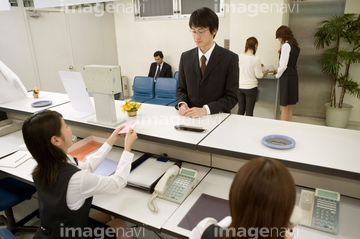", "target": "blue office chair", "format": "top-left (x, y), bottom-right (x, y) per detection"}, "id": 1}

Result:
top-left (144, 78), bottom-right (178, 106)
top-left (0, 228), bottom-right (17, 239)
top-left (167, 100), bottom-right (177, 107)
top-left (0, 177), bottom-right (38, 234)
top-left (173, 71), bottom-right (179, 80)
top-left (123, 76), bottom-right (155, 103)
